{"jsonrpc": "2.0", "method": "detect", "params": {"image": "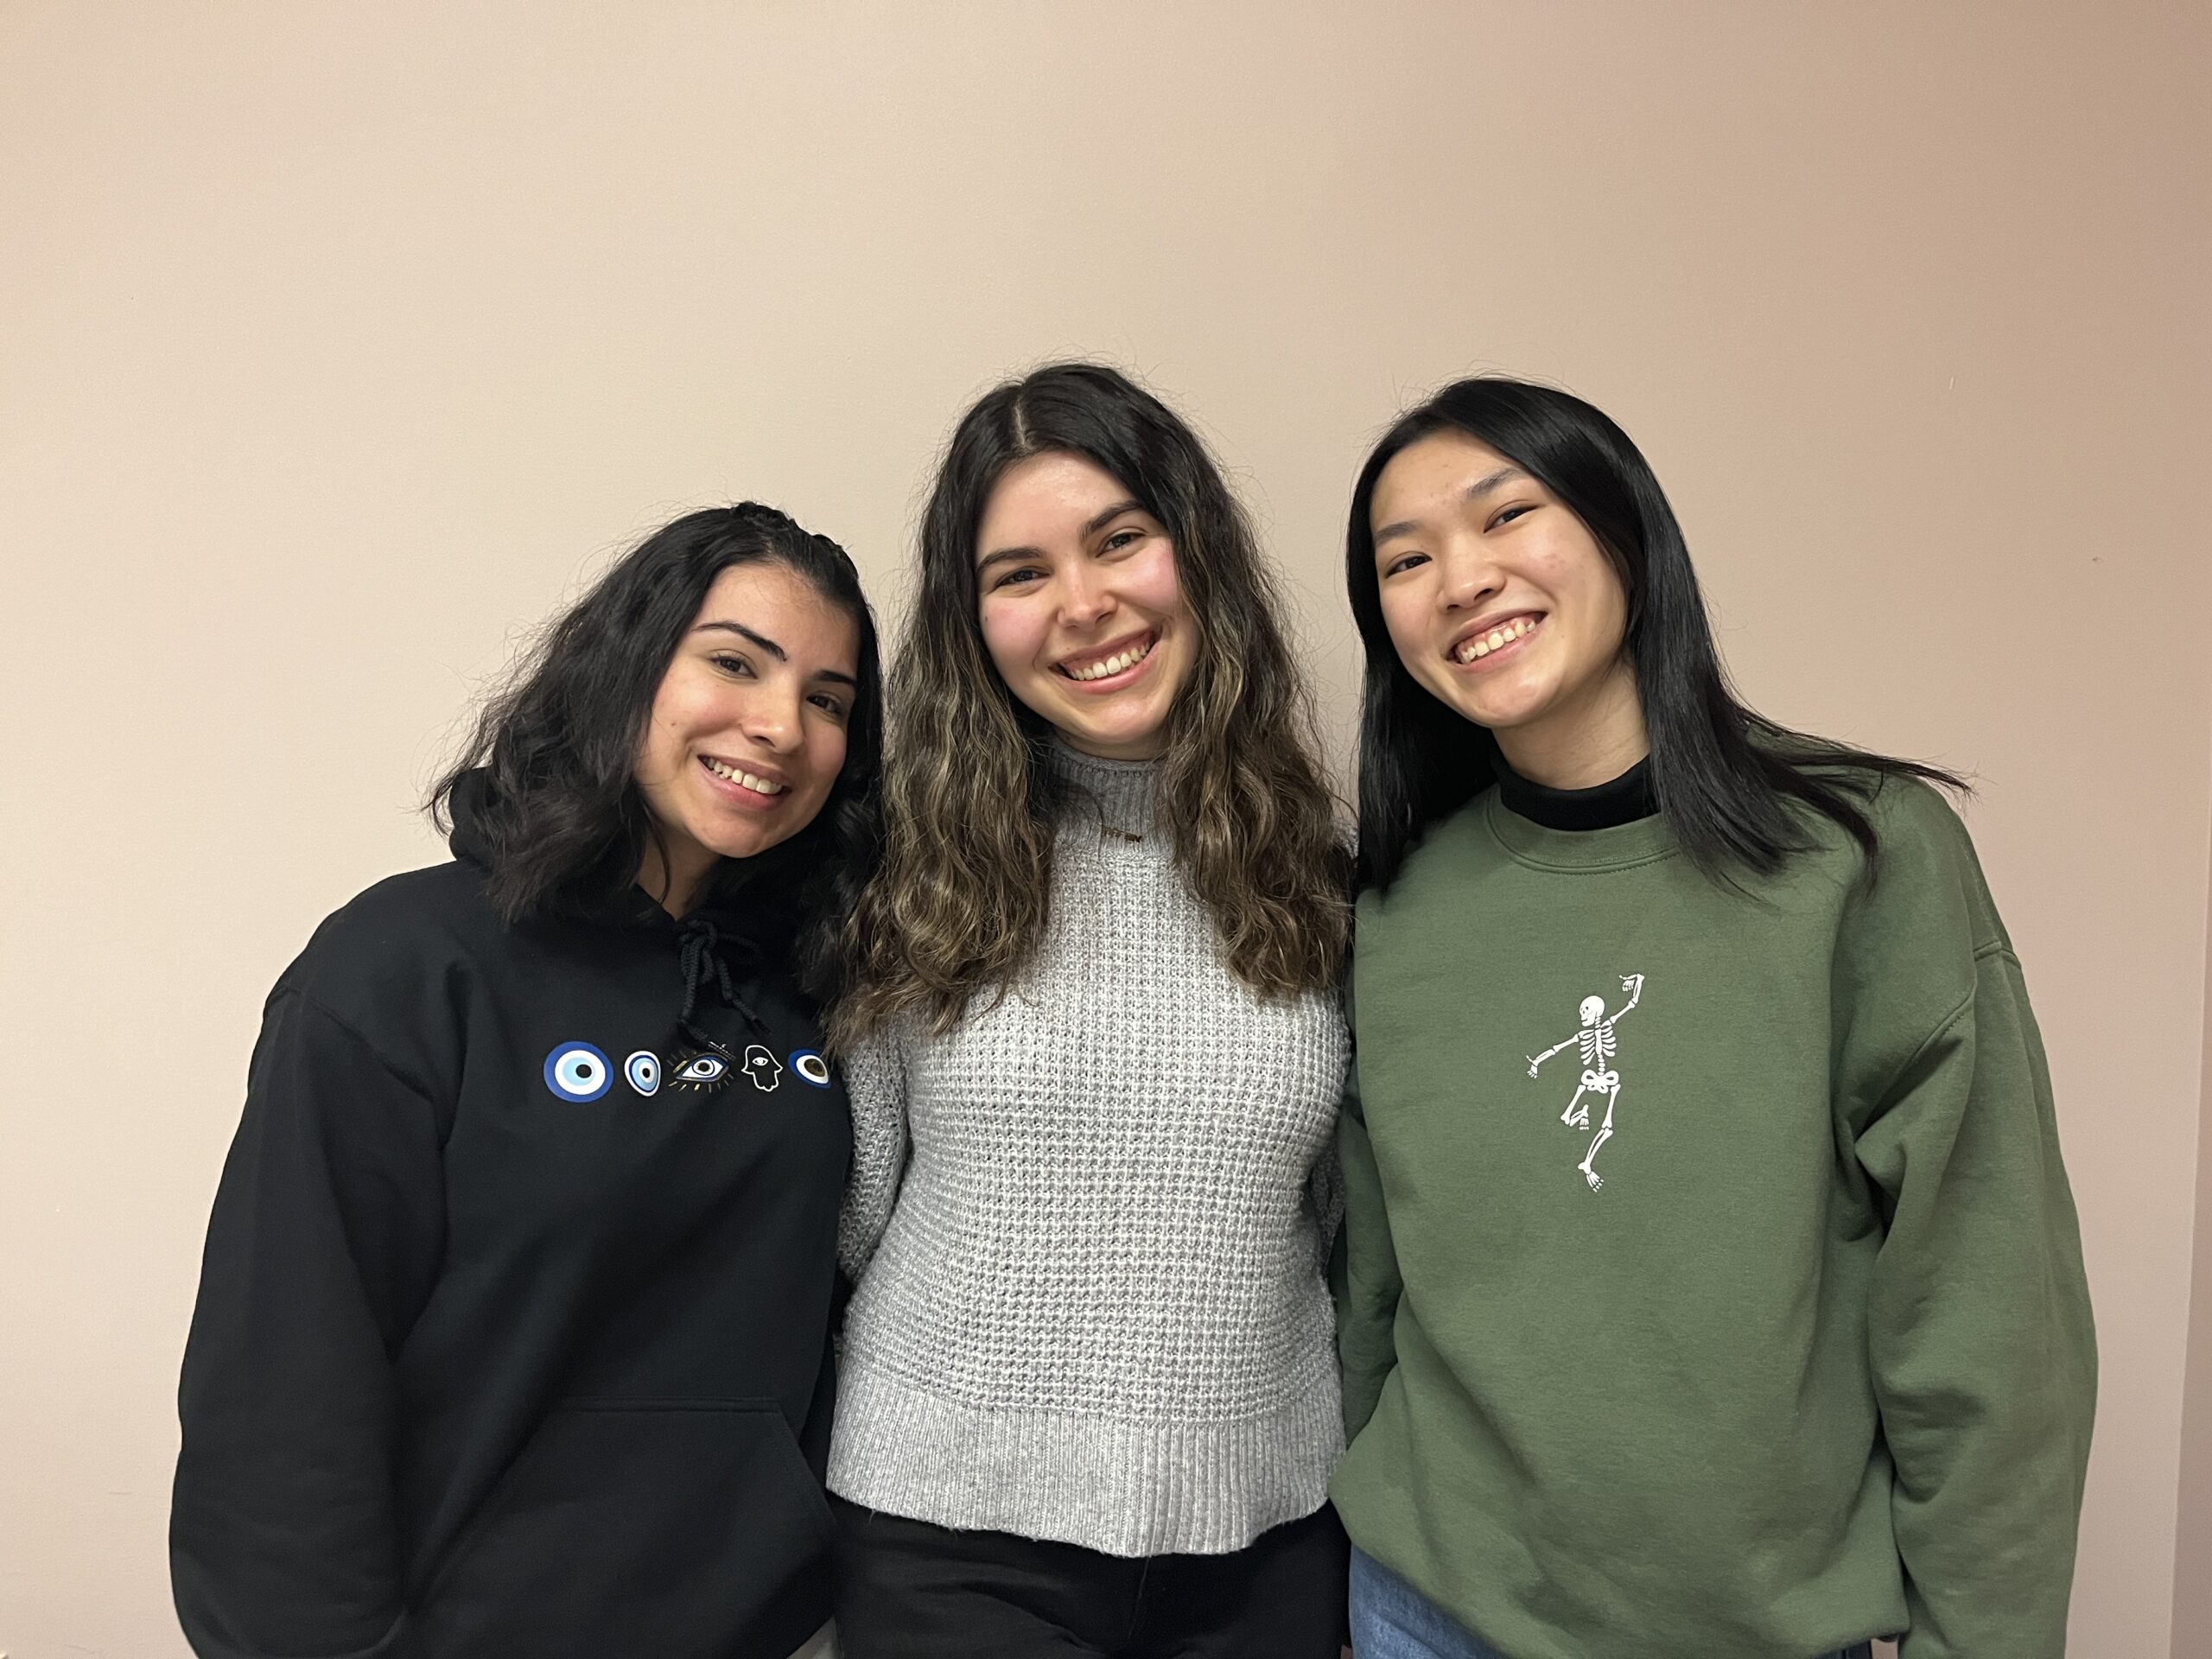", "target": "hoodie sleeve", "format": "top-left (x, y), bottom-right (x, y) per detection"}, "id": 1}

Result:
top-left (836, 1020), bottom-right (910, 1282)
top-left (1333, 976), bottom-right (1404, 1443)
top-left (1844, 794), bottom-right (2097, 1659)
top-left (171, 988), bottom-right (447, 1659)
